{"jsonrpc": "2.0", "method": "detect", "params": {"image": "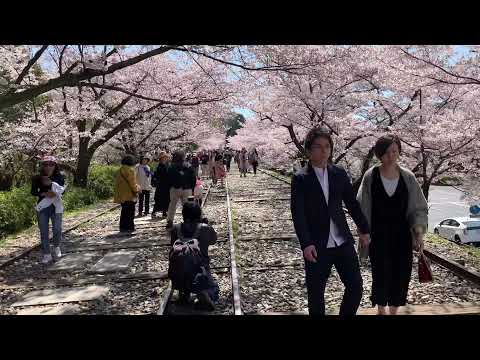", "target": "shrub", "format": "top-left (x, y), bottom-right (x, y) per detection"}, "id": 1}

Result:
top-left (87, 164), bottom-right (119, 199)
top-left (0, 185), bottom-right (37, 237)
top-left (0, 164), bottom-right (119, 239)
top-left (62, 187), bottom-right (99, 211)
